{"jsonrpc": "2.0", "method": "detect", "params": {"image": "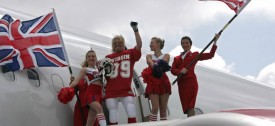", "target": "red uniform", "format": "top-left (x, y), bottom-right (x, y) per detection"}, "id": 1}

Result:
top-left (82, 67), bottom-right (103, 106)
top-left (105, 48), bottom-right (141, 99)
top-left (171, 45), bottom-right (217, 113)
top-left (144, 54), bottom-right (171, 97)
top-left (74, 68), bottom-right (102, 126)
